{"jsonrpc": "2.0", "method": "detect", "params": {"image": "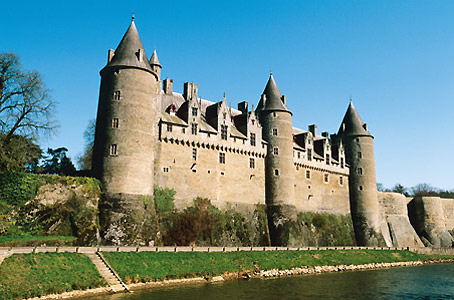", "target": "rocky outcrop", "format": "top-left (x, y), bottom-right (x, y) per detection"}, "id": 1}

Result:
top-left (378, 192), bottom-right (424, 248)
top-left (408, 196), bottom-right (454, 248)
